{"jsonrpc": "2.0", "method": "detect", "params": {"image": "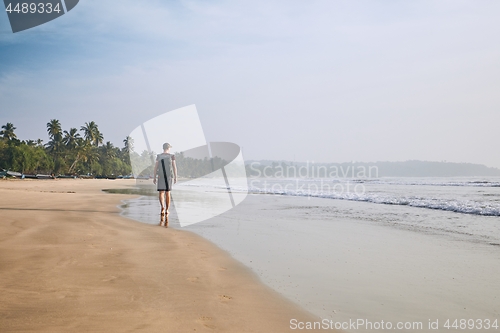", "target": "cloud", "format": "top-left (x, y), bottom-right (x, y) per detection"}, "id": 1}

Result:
top-left (1, 0), bottom-right (500, 167)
